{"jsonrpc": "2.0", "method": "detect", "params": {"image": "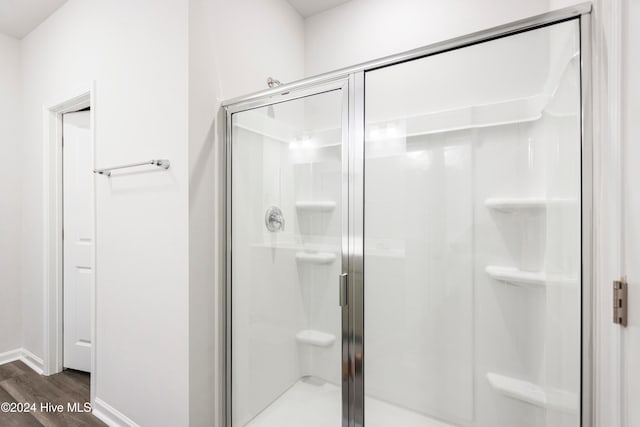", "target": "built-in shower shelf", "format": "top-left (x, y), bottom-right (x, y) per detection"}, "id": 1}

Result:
top-left (487, 372), bottom-right (578, 413)
top-left (295, 251), bottom-right (336, 265)
top-left (296, 330), bottom-right (336, 347)
top-left (486, 266), bottom-right (545, 288)
top-left (486, 265), bottom-right (577, 288)
top-left (484, 197), bottom-right (576, 213)
top-left (295, 201), bottom-right (337, 212)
